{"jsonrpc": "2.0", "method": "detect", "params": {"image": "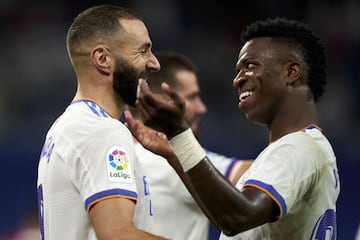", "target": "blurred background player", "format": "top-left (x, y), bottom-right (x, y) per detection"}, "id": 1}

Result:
top-left (128, 52), bottom-right (252, 240)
